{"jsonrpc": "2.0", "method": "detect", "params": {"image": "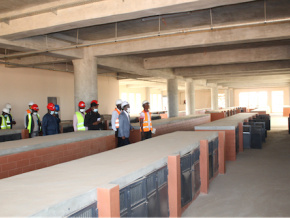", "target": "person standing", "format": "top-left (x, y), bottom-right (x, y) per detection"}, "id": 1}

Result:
top-left (118, 101), bottom-right (133, 147)
top-left (111, 99), bottom-right (123, 147)
top-left (139, 100), bottom-right (153, 141)
top-left (84, 100), bottom-right (103, 130)
top-left (73, 101), bottom-right (88, 131)
top-left (42, 103), bottom-right (58, 136)
top-left (0, 108), bottom-right (9, 130)
top-left (25, 104), bottom-right (41, 138)
top-left (54, 104), bottom-right (61, 133)
top-left (24, 101), bottom-right (34, 128)
top-left (5, 103), bottom-right (16, 129)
